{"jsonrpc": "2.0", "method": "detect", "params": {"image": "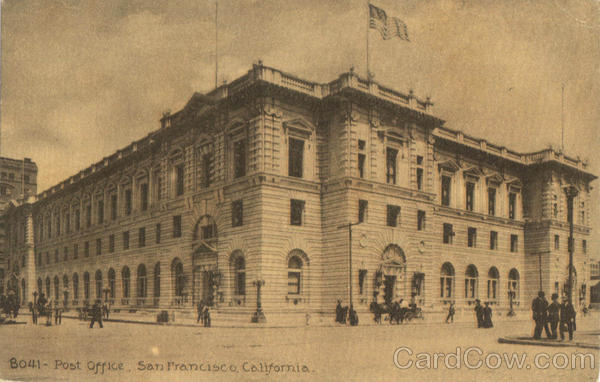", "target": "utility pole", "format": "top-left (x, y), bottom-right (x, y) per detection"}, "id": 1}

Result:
top-left (338, 222), bottom-right (361, 308)
top-left (565, 186), bottom-right (578, 304)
